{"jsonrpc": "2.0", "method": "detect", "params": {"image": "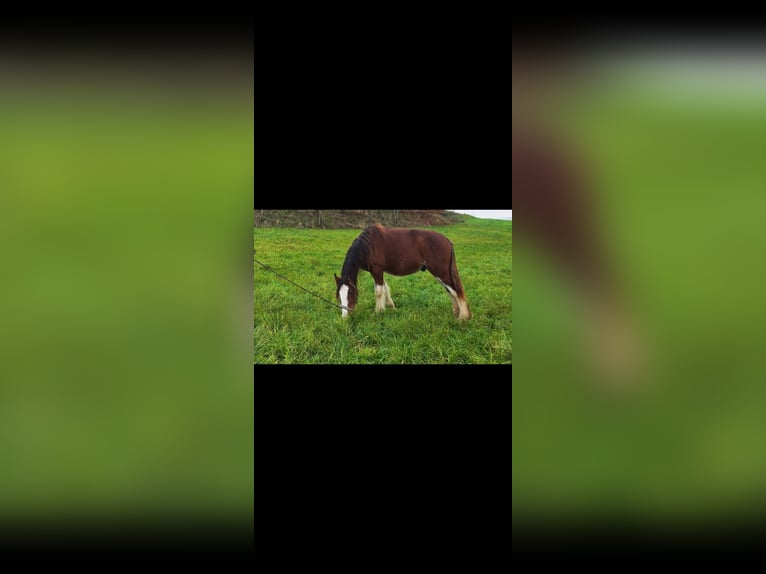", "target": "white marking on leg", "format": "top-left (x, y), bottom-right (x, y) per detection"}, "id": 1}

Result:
top-left (439, 279), bottom-right (465, 318)
top-left (457, 298), bottom-right (471, 320)
top-left (376, 287), bottom-right (386, 311)
top-left (375, 283), bottom-right (386, 312)
top-left (384, 282), bottom-right (395, 308)
top-left (339, 284), bottom-right (349, 319)
top-left (443, 284), bottom-right (458, 298)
